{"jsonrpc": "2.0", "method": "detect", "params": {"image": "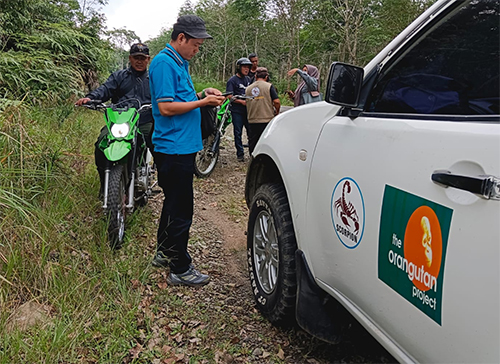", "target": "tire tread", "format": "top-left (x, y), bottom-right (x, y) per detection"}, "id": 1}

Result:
top-left (107, 164), bottom-right (126, 248)
top-left (248, 182), bottom-right (298, 327)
